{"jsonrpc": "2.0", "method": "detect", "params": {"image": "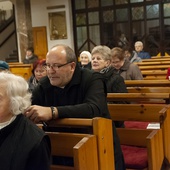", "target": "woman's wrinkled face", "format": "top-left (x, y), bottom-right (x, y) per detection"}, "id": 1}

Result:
top-left (91, 53), bottom-right (110, 72)
top-left (0, 83), bottom-right (12, 123)
top-left (80, 54), bottom-right (89, 66)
